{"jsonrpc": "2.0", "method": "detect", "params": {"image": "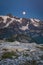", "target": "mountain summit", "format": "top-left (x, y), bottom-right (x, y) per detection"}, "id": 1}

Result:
top-left (0, 15), bottom-right (43, 43)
